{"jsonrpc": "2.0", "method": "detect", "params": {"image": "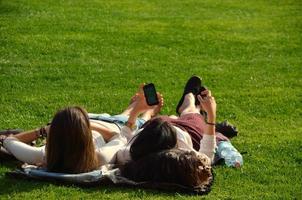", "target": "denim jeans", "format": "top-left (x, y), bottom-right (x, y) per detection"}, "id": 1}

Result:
top-left (88, 113), bottom-right (146, 131)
